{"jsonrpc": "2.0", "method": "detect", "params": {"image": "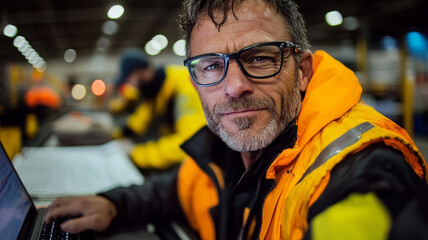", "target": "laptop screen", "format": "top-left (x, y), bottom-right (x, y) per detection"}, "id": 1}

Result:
top-left (0, 143), bottom-right (33, 240)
